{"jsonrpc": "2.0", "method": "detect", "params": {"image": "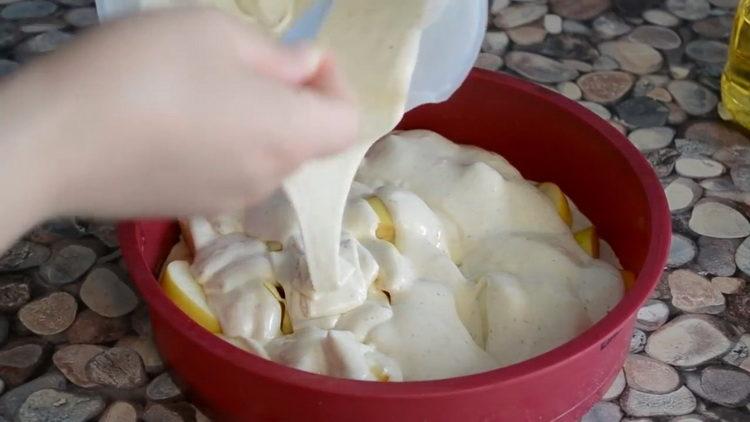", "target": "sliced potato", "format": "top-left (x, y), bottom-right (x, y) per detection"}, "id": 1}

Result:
top-left (538, 182), bottom-right (573, 227)
top-left (621, 270), bottom-right (636, 292)
top-left (266, 241), bottom-right (283, 252)
top-left (280, 302), bottom-right (294, 335)
top-left (264, 283), bottom-right (293, 334)
top-left (159, 239), bottom-right (191, 280)
top-left (371, 366), bottom-right (390, 382)
top-left (162, 260), bottom-right (221, 333)
top-left (574, 227), bottom-right (600, 259)
top-left (263, 283), bottom-right (283, 301)
top-left (366, 196), bottom-right (396, 243)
